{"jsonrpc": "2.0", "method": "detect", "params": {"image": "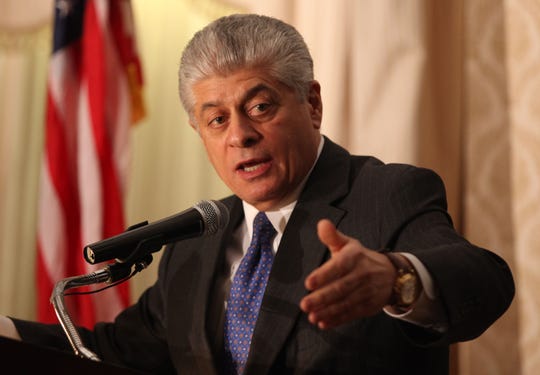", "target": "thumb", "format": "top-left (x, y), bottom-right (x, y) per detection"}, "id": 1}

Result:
top-left (317, 219), bottom-right (349, 254)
